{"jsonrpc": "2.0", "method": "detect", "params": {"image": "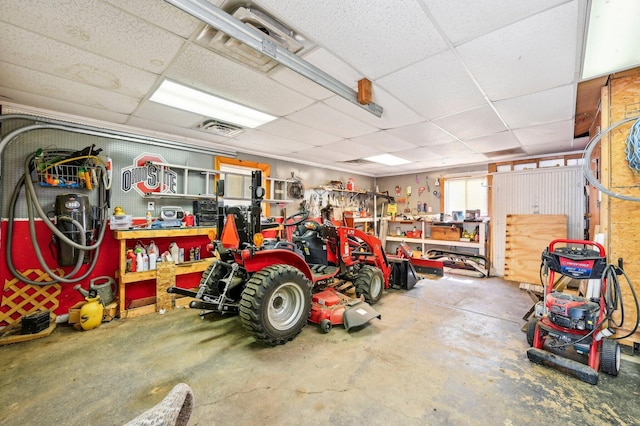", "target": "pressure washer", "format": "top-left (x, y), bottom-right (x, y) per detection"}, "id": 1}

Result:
top-left (526, 239), bottom-right (639, 384)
